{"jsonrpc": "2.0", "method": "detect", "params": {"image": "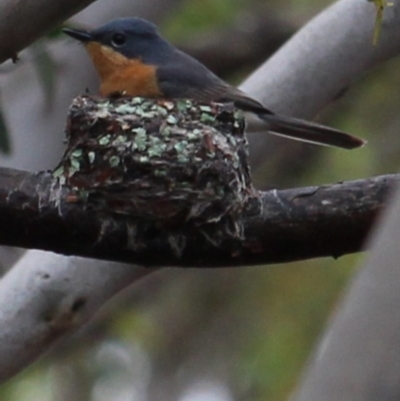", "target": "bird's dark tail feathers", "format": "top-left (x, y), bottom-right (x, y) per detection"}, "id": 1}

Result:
top-left (258, 113), bottom-right (366, 150)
